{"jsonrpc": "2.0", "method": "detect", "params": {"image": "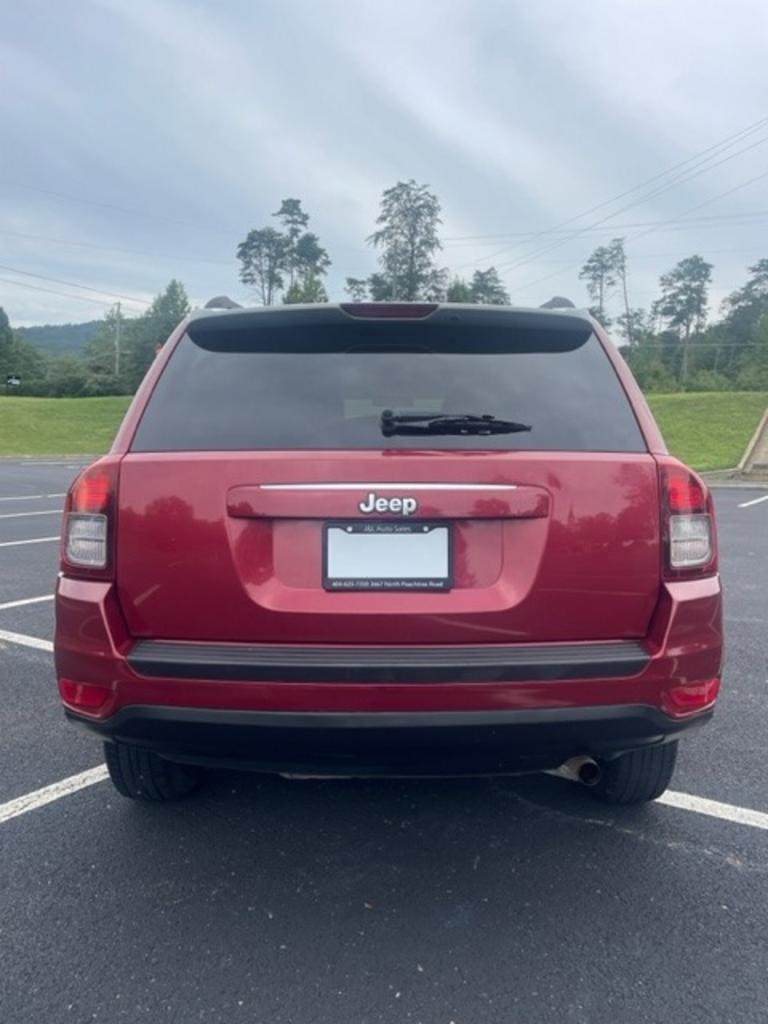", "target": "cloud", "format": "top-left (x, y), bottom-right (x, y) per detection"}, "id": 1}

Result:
top-left (0, 0), bottom-right (766, 325)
